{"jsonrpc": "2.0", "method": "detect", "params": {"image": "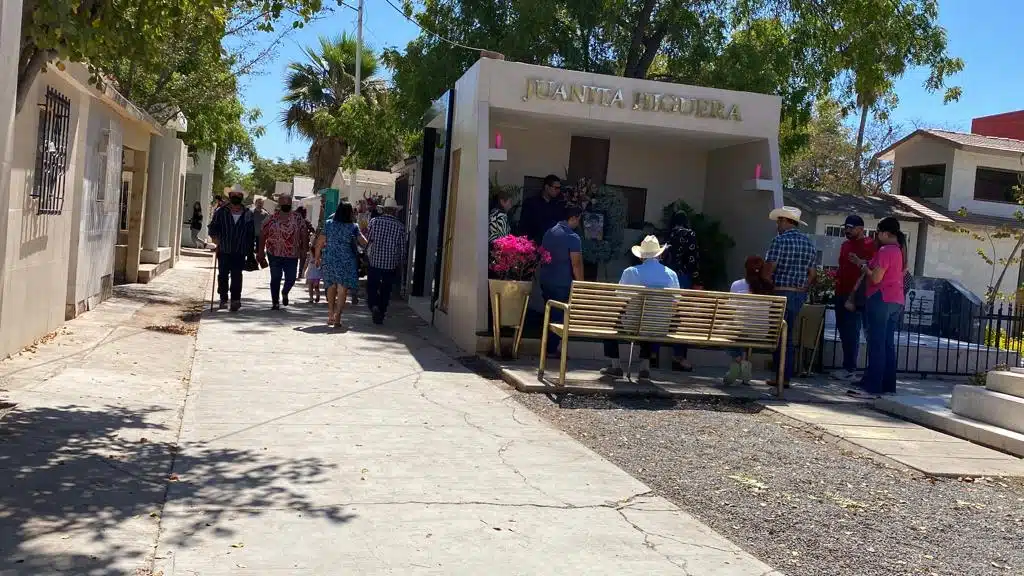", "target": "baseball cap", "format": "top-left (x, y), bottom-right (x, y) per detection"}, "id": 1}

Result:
top-left (843, 214), bottom-right (865, 228)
